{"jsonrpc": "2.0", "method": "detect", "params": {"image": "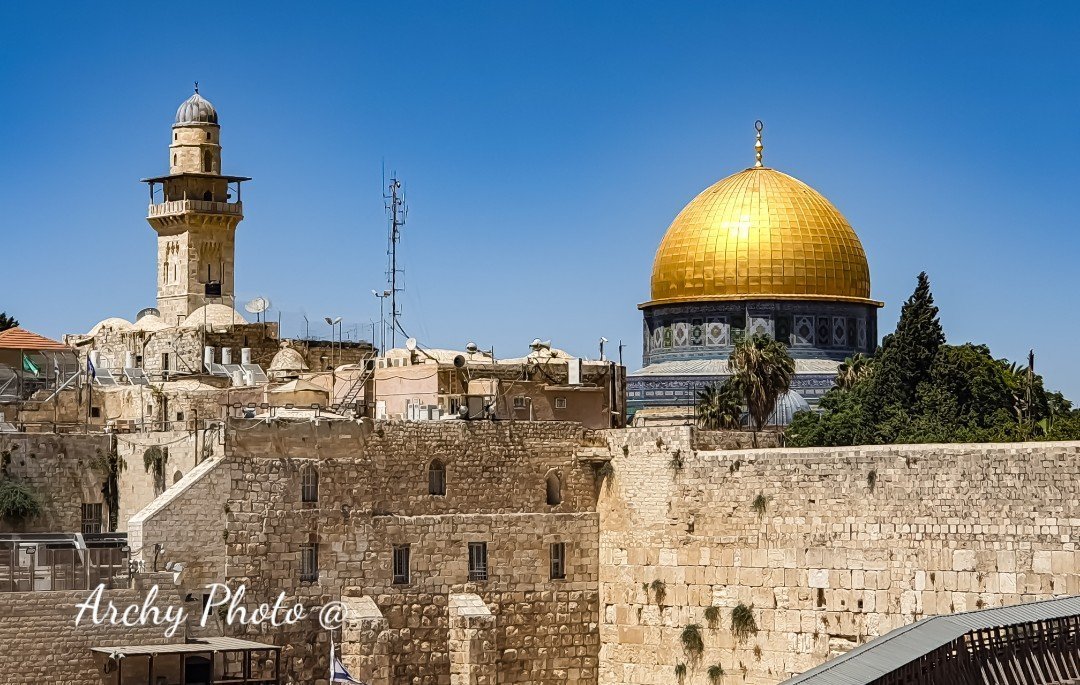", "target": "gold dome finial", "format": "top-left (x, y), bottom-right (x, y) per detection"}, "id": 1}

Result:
top-left (754, 120), bottom-right (764, 168)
